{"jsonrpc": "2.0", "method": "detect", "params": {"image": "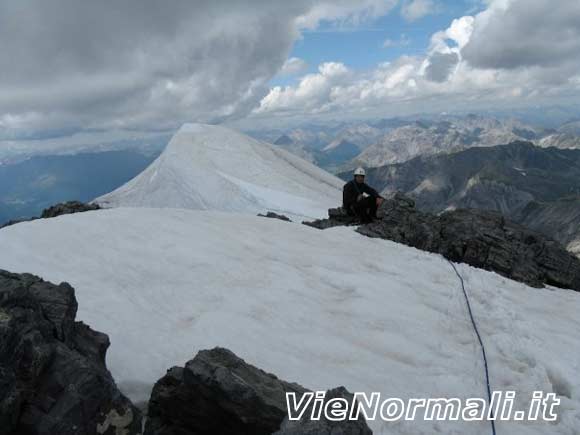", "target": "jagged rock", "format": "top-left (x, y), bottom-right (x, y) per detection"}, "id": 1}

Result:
top-left (40, 200), bottom-right (100, 218)
top-left (303, 207), bottom-right (359, 229)
top-left (145, 347), bottom-right (308, 435)
top-left (1, 201), bottom-right (100, 229)
top-left (145, 348), bottom-right (373, 435)
top-left (0, 270), bottom-right (141, 435)
top-left (258, 212), bottom-right (292, 222)
top-left (357, 193), bottom-right (580, 291)
top-left (273, 386), bottom-right (373, 435)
